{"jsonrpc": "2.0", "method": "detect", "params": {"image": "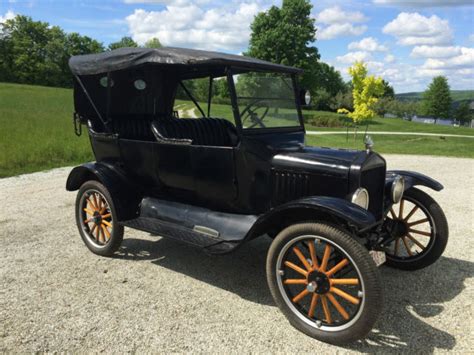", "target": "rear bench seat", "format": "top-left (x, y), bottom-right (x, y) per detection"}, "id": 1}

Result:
top-left (151, 118), bottom-right (238, 147)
